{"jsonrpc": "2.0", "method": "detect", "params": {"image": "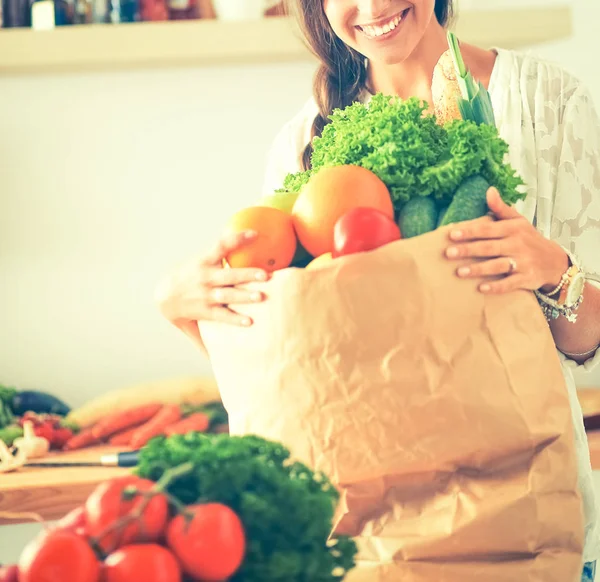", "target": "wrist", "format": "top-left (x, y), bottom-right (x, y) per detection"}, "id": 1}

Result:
top-left (539, 243), bottom-right (570, 294)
